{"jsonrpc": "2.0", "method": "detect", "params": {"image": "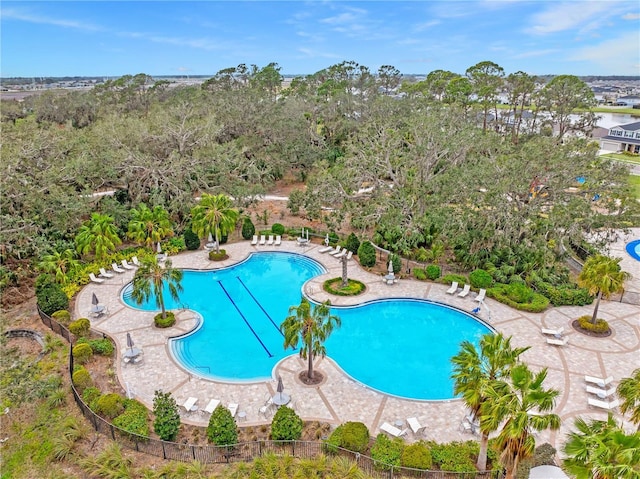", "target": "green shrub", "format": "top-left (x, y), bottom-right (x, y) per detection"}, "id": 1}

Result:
top-left (94, 393), bottom-right (125, 419)
top-left (401, 441), bottom-right (432, 469)
top-left (390, 254), bottom-right (402, 274)
top-left (208, 249), bottom-right (228, 261)
top-left (51, 310), bottom-right (71, 325)
top-left (88, 338), bottom-right (114, 356)
top-left (242, 218), bottom-right (256, 240)
top-left (577, 315), bottom-right (610, 333)
top-left (271, 223), bottom-right (285, 235)
top-left (509, 274), bottom-right (525, 284)
top-left (506, 282), bottom-right (534, 303)
top-left (72, 367), bottom-right (93, 392)
top-left (470, 269), bottom-right (493, 289)
top-left (429, 441), bottom-right (477, 473)
top-left (113, 399), bottom-right (149, 438)
top-left (69, 318), bottom-right (91, 337)
top-left (207, 404), bottom-right (238, 446)
top-left (270, 406), bottom-right (303, 440)
top-left (72, 343), bottom-right (93, 364)
top-left (345, 233), bottom-right (361, 253)
top-left (441, 273), bottom-right (468, 285)
top-left (37, 283), bottom-right (69, 316)
top-left (183, 227), bottom-right (201, 250)
top-left (328, 232), bottom-right (339, 246)
top-left (370, 433), bottom-right (403, 470)
top-left (153, 390), bottom-right (181, 441)
top-left (35, 273), bottom-right (55, 293)
top-left (425, 264), bottom-right (441, 280)
top-left (529, 274), bottom-right (592, 306)
top-left (323, 278), bottom-right (366, 296)
top-left (154, 311), bottom-right (176, 328)
top-left (489, 284), bottom-right (549, 312)
top-left (327, 422), bottom-right (370, 453)
top-left (82, 386), bottom-right (101, 405)
top-left (357, 241), bottom-right (376, 268)
top-left (413, 268), bottom-right (427, 281)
